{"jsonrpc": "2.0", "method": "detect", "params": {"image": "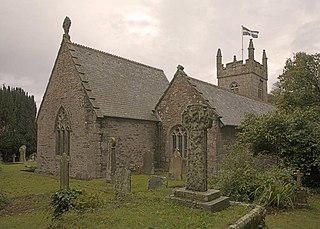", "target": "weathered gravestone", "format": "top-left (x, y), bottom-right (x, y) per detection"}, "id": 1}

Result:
top-left (169, 149), bottom-right (183, 180)
top-left (114, 167), bottom-right (131, 199)
top-left (19, 145), bottom-right (27, 163)
top-left (12, 153), bottom-right (16, 163)
top-left (294, 170), bottom-right (309, 208)
top-left (171, 104), bottom-right (230, 212)
top-left (142, 150), bottom-right (154, 175)
top-left (106, 137), bottom-right (116, 184)
top-left (148, 175), bottom-right (168, 190)
top-left (60, 152), bottom-right (69, 190)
